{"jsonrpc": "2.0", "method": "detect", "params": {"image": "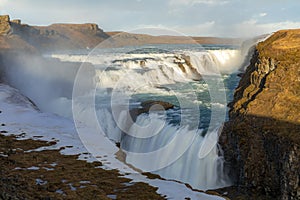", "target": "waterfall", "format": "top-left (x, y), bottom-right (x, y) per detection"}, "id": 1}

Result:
top-left (2, 45), bottom-right (246, 191)
top-left (120, 113), bottom-right (231, 190)
top-left (55, 47), bottom-right (242, 190)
